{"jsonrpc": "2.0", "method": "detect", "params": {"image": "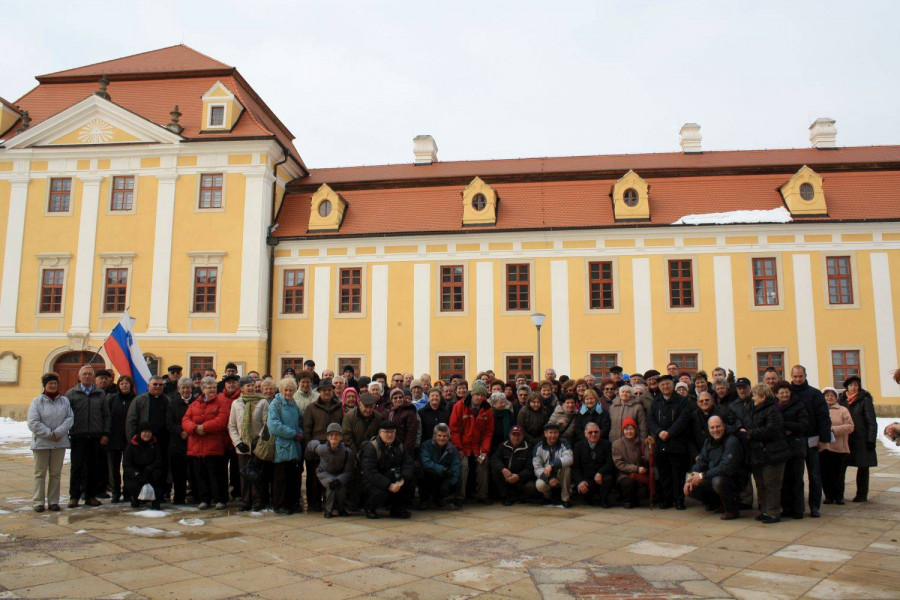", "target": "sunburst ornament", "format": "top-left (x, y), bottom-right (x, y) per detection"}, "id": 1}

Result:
top-left (77, 119), bottom-right (113, 144)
